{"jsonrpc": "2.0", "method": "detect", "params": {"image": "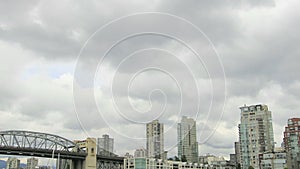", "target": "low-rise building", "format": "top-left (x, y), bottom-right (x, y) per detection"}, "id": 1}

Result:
top-left (38, 166), bottom-right (51, 169)
top-left (210, 158), bottom-right (236, 169)
top-left (134, 148), bottom-right (147, 158)
top-left (199, 154), bottom-right (215, 165)
top-left (6, 158), bottom-right (20, 169)
top-left (259, 151), bottom-right (287, 169)
top-left (124, 152), bottom-right (133, 158)
top-left (124, 157), bottom-right (236, 169)
top-left (26, 158), bottom-right (38, 169)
